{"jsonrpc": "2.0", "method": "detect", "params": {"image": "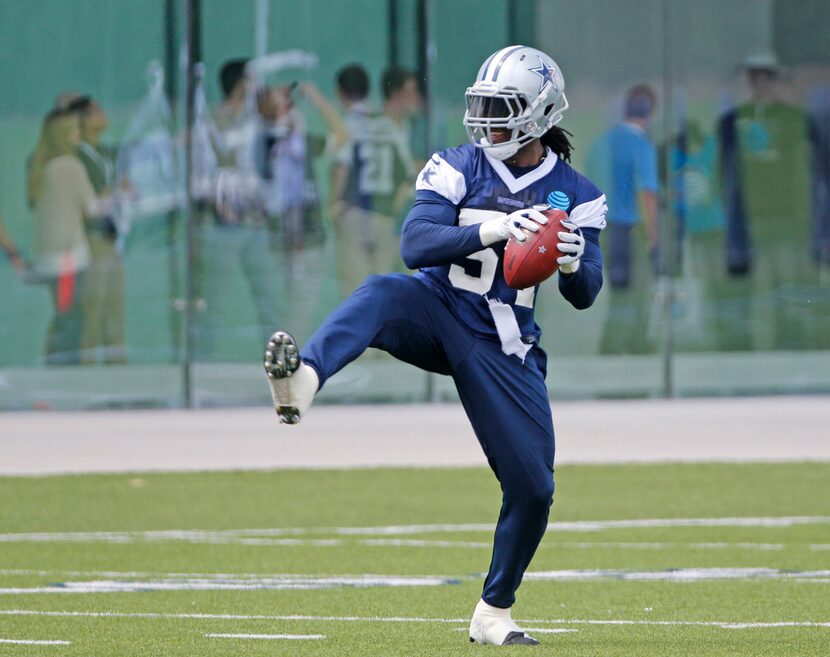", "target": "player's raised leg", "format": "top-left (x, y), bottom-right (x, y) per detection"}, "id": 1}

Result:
top-left (264, 274), bottom-right (454, 424)
top-left (453, 342), bottom-right (555, 646)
